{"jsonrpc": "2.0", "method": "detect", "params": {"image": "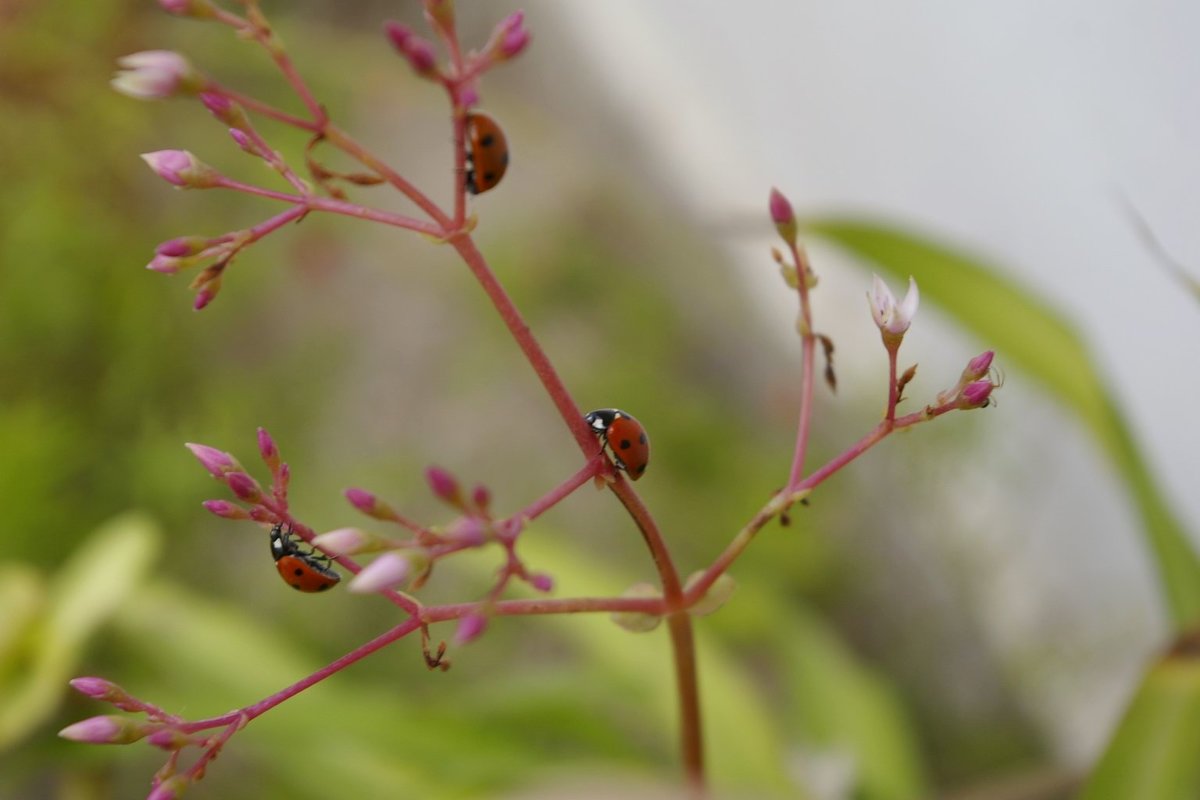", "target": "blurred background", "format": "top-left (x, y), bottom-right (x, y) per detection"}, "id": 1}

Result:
top-left (1, 1), bottom-right (1197, 798)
